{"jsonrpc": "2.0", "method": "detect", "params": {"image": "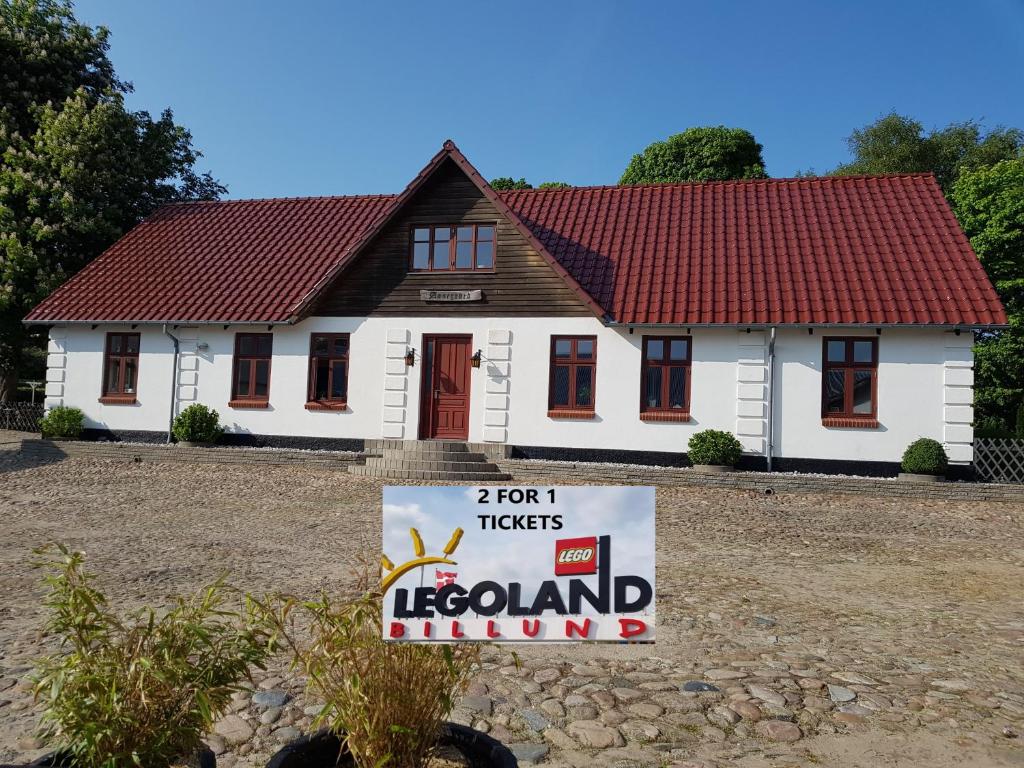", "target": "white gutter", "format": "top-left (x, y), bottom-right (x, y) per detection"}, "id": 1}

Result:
top-left (766, 327), bottom-right (777, 473)
top-left (162, 324), bottom-right (180, 443)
